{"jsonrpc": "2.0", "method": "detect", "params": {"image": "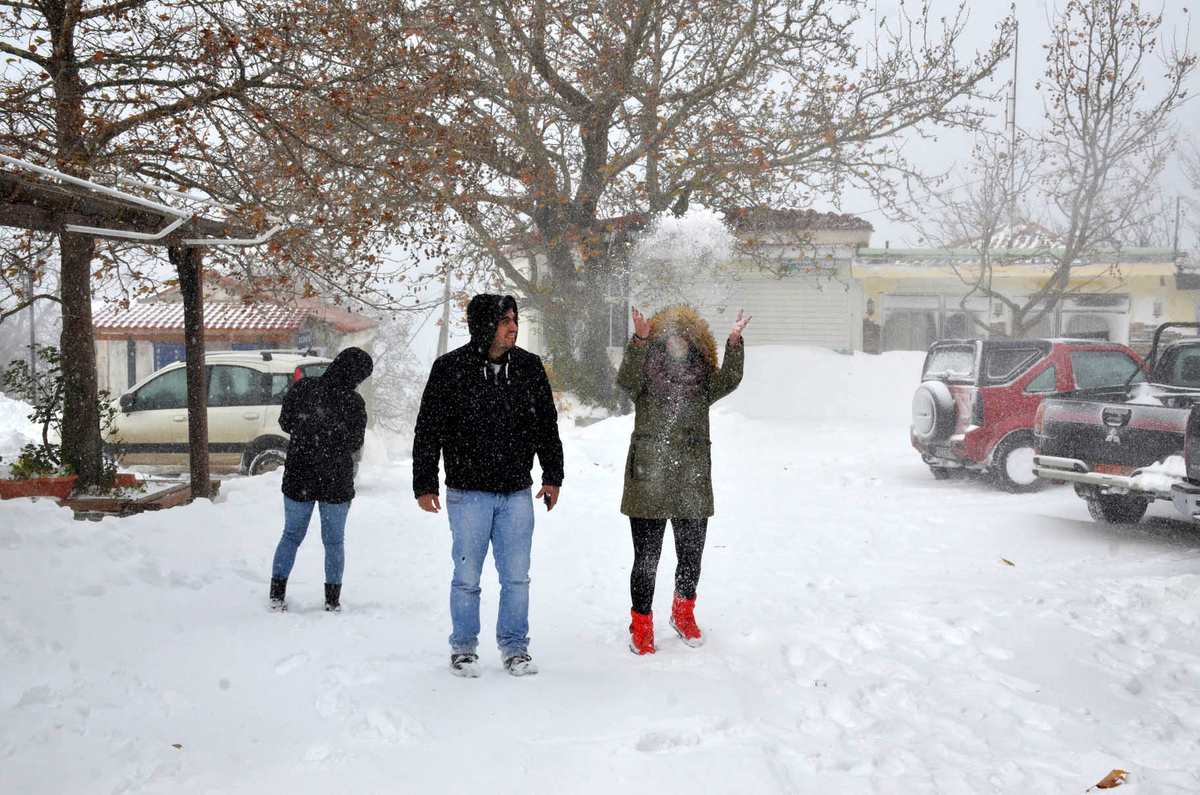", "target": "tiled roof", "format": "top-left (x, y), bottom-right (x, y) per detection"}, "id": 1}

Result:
top-left (94, 302), bottom-right (309, 332)
top-left (148, 275), bottom-right (380, 333)
top-left (292, 300), bottom-right (379, 333)
top-left (946, 223), bottom-right (1065, 250)
top-left (724, 207), bottom-right (874, 232)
